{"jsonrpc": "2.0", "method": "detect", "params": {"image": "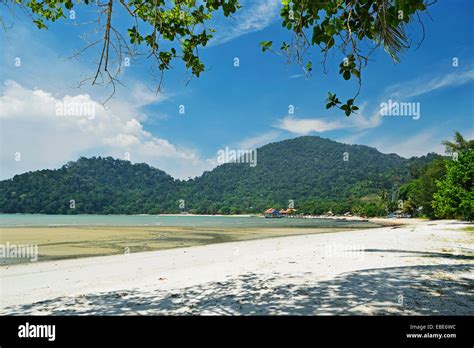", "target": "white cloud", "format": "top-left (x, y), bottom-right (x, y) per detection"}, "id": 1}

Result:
top-left (274, 100), bottom-right (383, 136)
top-left (235, 131), bottom-right (281, 150)
top-left (209, 0), bottom-right (281, 46)
top-left (276, 116), bottom-right (346, 134)
top-left (276, 68), bottom-right (474, 137)
top-left (288, 74), bottom-right (306, 79)
top-left (0, 80), bottom-right (214, 180)
top-left (369, 128), bottom-right (446, 158)
top-left (130, 83), bottom-right (169, 107)
top-left (336, 131), bottom-right (371, 145)
top-left (387, 68), bottom-right (474, 100)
